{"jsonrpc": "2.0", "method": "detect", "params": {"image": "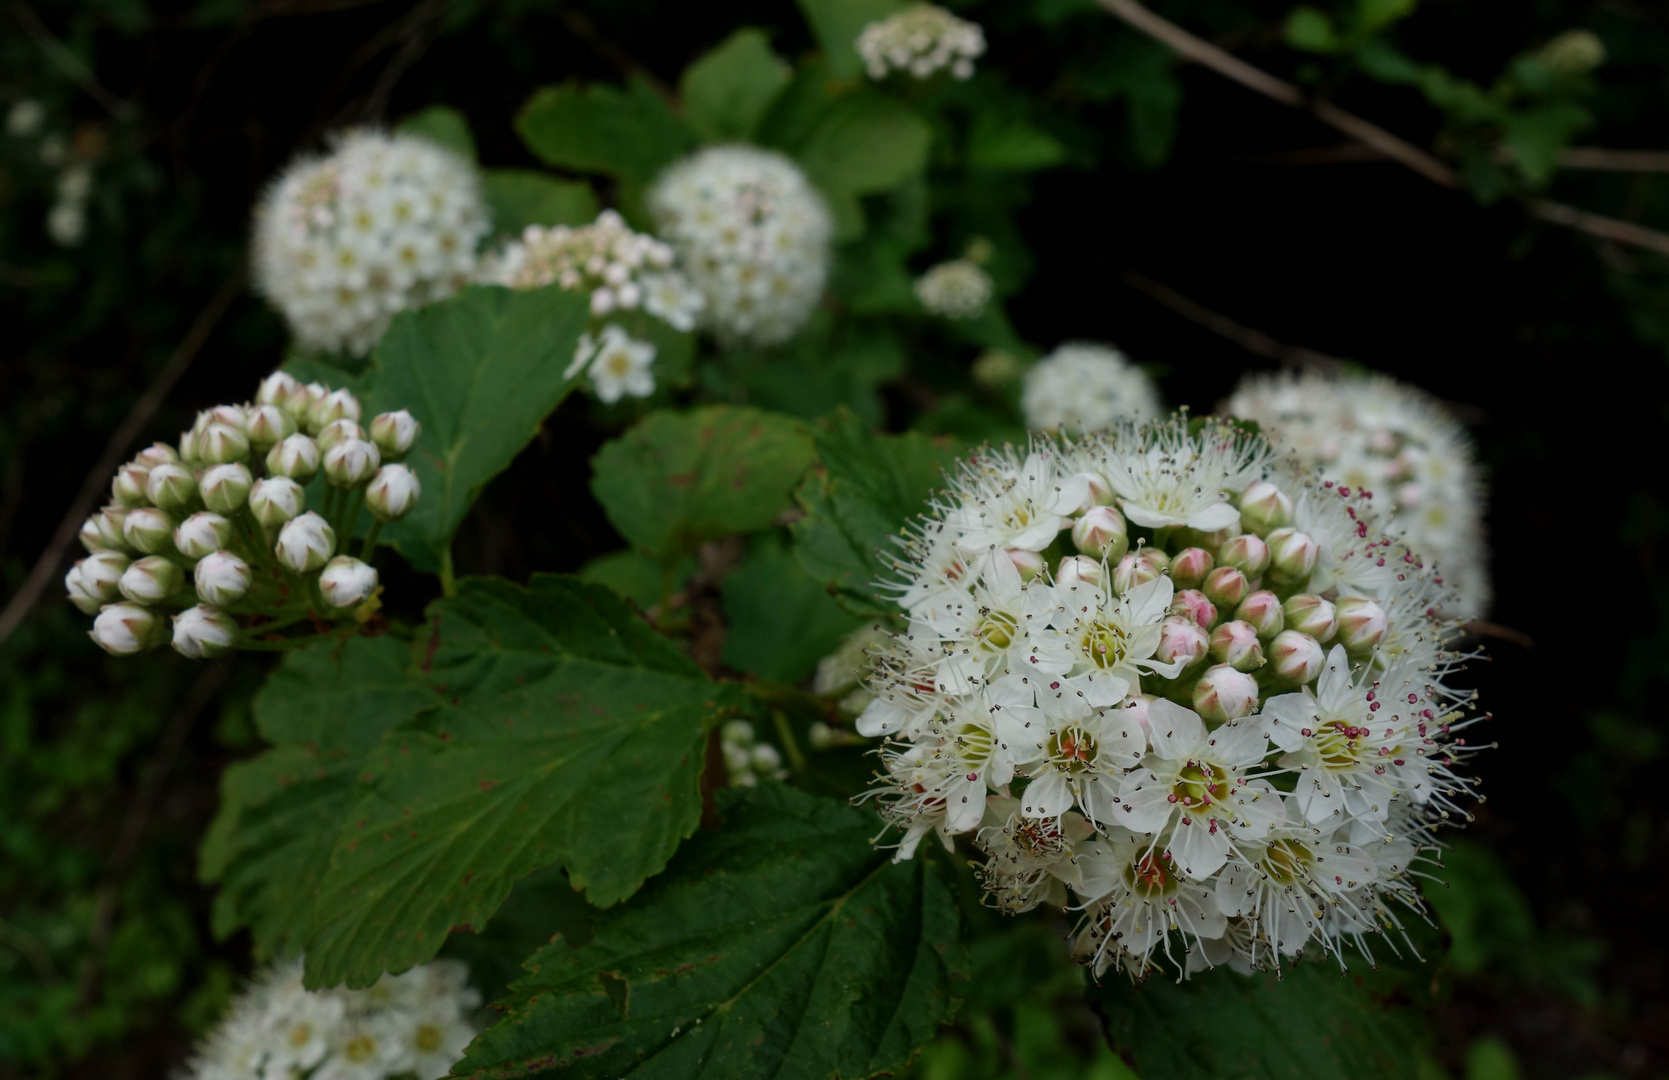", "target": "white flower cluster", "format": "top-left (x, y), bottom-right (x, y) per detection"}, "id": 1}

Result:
top-left (648, 147), bottom-right (831, 347)
top-left (183, 958), bottom-right (478, 1080)
top-left (856, 416), bottom-right (1485, 979)
top-left (1022, 343), bottom-right (1163, 434)
top-left (480, 210), bottom-right (703, 403)
top-left (720, 719), bottom-right (787, 786)
top-left (914, 259), bottom-right (993, 319)
top-left (1226, 370), bottom-right (1490, 616)
top-left (254, 130), bottom-right (488, 357)
top-left (67, 371), bottom-right (422, 658)
top-left (6, 98), bottom-right (94, 246)
top-left (857, 5), bottom-right (986, 80)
